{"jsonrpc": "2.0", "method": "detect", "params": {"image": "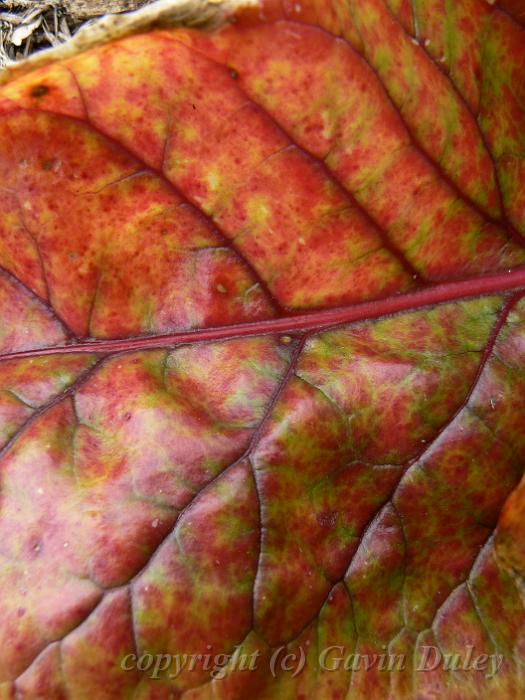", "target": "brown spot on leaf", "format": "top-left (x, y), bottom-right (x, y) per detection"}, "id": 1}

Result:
top-left (317, 511), bottom-right (338, 528)
top-left (31, 85), bottom-right (49, 98)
